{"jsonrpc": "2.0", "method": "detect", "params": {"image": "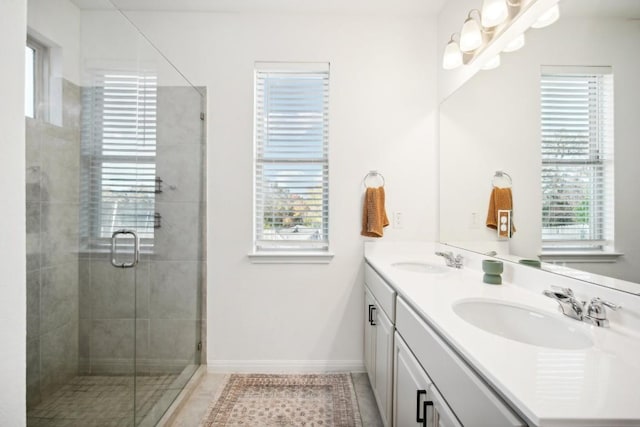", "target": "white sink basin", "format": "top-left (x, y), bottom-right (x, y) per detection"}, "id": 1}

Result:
top-left (453, 299), bottom-right (593, 349)
top-left (391, 262), bottom-right (449, 274)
